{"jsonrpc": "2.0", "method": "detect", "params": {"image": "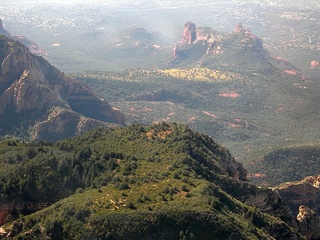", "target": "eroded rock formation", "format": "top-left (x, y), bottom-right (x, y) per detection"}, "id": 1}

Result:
top-left (274, 176), bottom-right (320, 240)
top-left (172, 22), bottom-right (264, 65)
top-left (225, 157), bottom-right (247, 181)
top-left (297, 205), bottom-right (320, 240)
top-left (182, 22), bottom-right (197, 44)
top-left (0, 202), bottom-right (49, 226)
top-left (239, 187), bottom-right (299, 230)
top-left (0, 35), bottom-right (125, 141)
top-left (234, 23), bottom-right (263, 50)
top-left (274, 176), bottom-right (320, 216)
top-left (311, 60), bottom-right (320, 69)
